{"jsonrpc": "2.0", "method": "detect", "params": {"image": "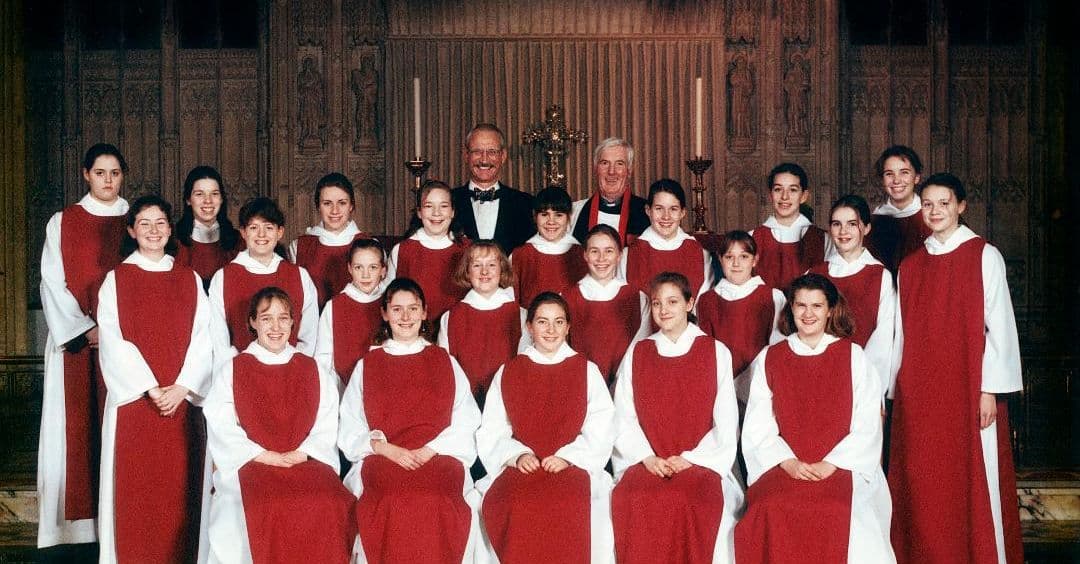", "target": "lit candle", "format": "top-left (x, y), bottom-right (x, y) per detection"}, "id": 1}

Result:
top-left (413, 77), bottom-right (422, 159)
top-left (695, 77), bottom-right (703, 157)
